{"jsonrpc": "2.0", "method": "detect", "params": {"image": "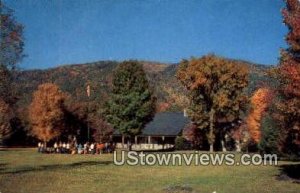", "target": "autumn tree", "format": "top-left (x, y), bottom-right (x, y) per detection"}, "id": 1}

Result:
top-left (105, 61), bottom-right (156, 150)
top-left (29, 83), bottom-right (67, 145)
top-left (64, 97), bottom-right (112, 143)
top-left (92, 118), bottom-right (113, 143)
top-left (246, 88), bottom-right (273, 143)
top-left (163, 86), bottom-right (189, 110)
top-left (0, 64), bottom-right (13, 104)
top-left (0, 1), bottom-right (25, 145)
top-left (0, 99), bottom-right (12, 145)
top-left (62, 102), bottom-right (88, 142)
top-left (177, 55), bottom-right (249, 152)
top-left (182, 123), bottom-right (205, 149)
top-left (0, 0), bottom-right (24, 104)
top-left (275, 0), bottom-right (300, 155)
top-left (231, 123), bottom-right (249, 152)
top-left (0, 0), bottom-right (24, 70)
